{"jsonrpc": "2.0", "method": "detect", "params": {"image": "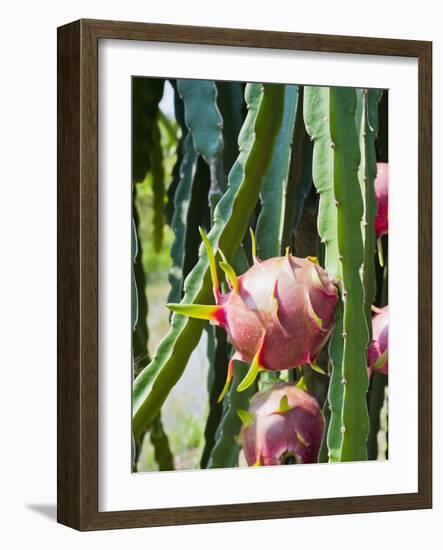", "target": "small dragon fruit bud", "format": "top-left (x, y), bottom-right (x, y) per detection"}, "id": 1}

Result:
top-left (374, 162), bottom-right (388, 237)
top-left (168, 228), bottom-right (338, 399)
top-left (368, 305), bottom-right (388, 375)
top-left (240, 382), bottom-right (325, 466)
